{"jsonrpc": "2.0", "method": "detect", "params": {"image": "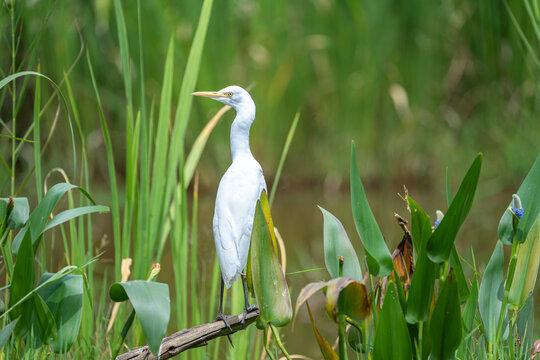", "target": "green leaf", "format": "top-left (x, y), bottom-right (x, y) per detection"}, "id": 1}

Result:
top-left (37, 273), bottom-right (84, 353)
top-left (318, 206), bottom-right (363, 281)
top-left (427, 153), bottom-right (482, 263)
top-left (0, 198), bottom-right (29, 230)
top-left (33, 293), bottom-right (58, 346)
top-left (109, 280), bottom-right (170, 355)
top-left (450, 246), bottom-right (470, 301)
top-left (251, 192), bottom-right (292, 327)
top-left (479, 241), bottom-right (504, 343)
top-left (405, 197), bottom-right (437, 324)
top-left (306, 302), bottom-right (339, 360)
top-left (516, 294), bottom-right (534, 358)
top-left (42, 205), bottom-right (109, 233)
top-left (429, 270), bottom-right (462, 360)
top-left (294, 281), bottom-right (327, 317)
top-left (324, 277), bottom-right (370, 323)
top-left (12, 183), bottom-right (98, 254)
top-left (0, 318), bottom-right (18, 351)
top-left (509, 216), bottom-right (540, 307)
top-left (9, 230), bottom-right (34, 318)
top-left (350, 142), bottom-right (393, 276)
top-left (462, 273), bottom-right (479, 334)
top-left (498, 153), bottom-right (540, 244)
top-left (373, 281), bottom-right (412, 360)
